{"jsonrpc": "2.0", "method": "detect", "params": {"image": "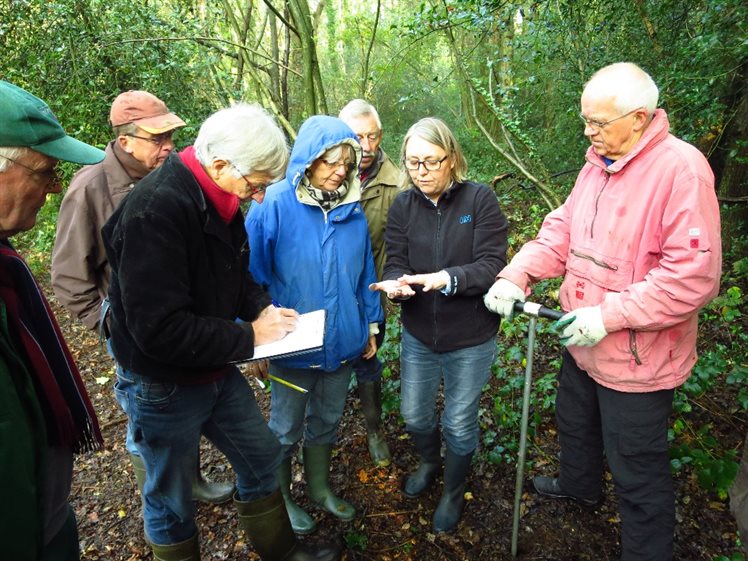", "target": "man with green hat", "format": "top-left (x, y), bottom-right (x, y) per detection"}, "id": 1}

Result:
top-left (0, 80), bottom-right (105, 560)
